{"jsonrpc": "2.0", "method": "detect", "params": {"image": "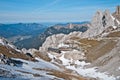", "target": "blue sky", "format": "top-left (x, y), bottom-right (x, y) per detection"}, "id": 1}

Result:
top-left (0, 0), bottom-right (120, 23)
